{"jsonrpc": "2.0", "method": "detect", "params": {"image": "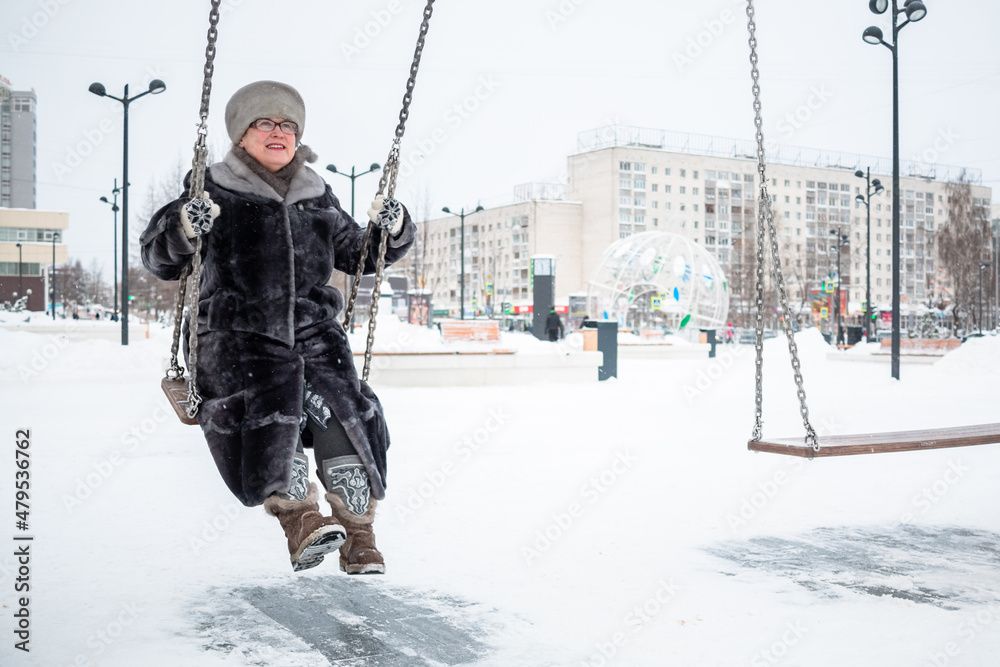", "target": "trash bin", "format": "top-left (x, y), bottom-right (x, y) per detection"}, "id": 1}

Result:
top-left (847, 326), bottom-right (864, 346)
top-left (700, 328), bottom-right (718, 358)
top-left (583, 320), bottom-right (617, 381)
